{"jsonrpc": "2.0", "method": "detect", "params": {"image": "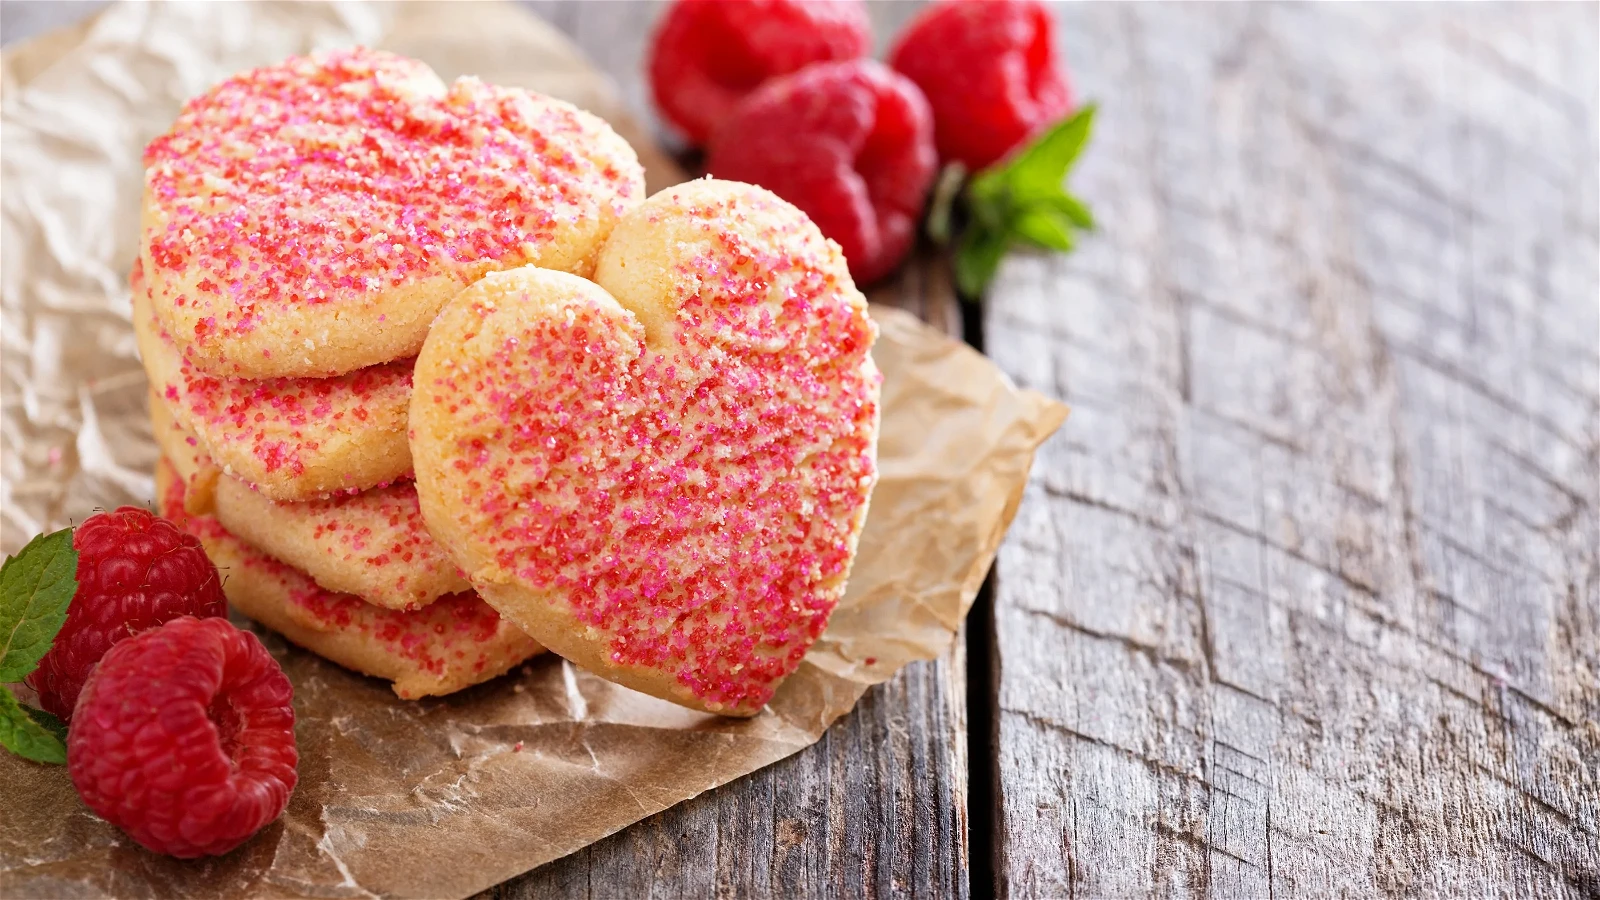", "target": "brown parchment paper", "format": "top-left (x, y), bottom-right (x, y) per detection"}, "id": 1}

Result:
top-left (0, 2), bottom-right (1068, 897)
